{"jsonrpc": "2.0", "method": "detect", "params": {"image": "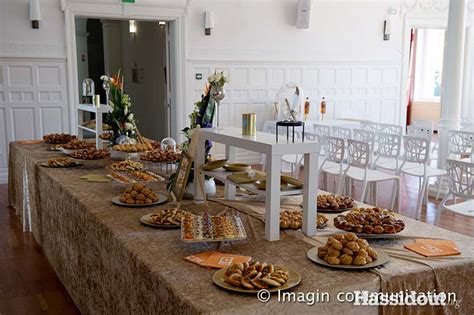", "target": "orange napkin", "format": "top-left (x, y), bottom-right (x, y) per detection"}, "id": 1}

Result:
top-left (20, 140), bottom-right (43, 144)
top-left (404, 239), bottom-right (461, 257)
top-left (185, 251), bottom-right (252, 269)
